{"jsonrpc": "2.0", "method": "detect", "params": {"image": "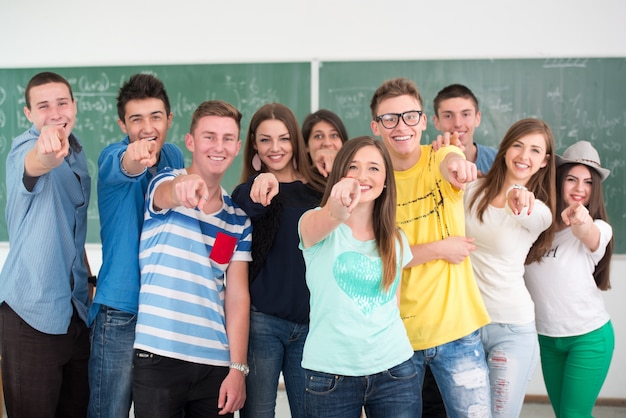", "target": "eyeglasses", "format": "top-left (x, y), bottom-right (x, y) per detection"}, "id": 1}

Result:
top-left (376, 110), bottom-right (423, 129)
